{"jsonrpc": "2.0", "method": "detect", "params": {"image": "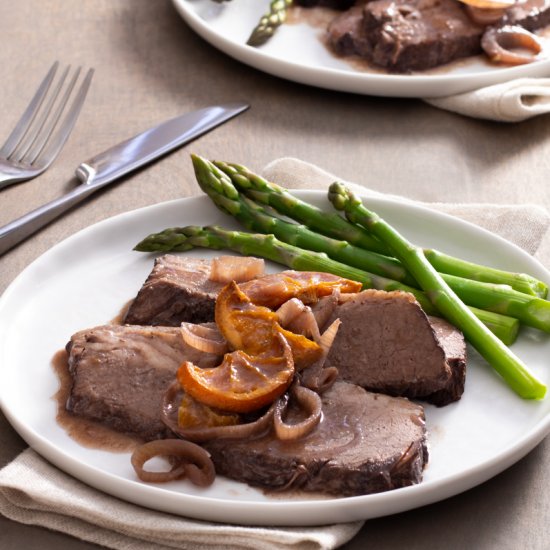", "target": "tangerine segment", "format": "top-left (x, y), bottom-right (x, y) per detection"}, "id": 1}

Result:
top-left (177, 341), bottom-right (294, 414)
top-left (457, 0), bottom-right (515, 7)
top-left (239, 271), bottom-right (362, 309)
top-left (178, 393), bottom-right (240, 429)
top-left (215, 281), bottom-right (323, 368)
top-left (216, 281), bottom-right (279, 355)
